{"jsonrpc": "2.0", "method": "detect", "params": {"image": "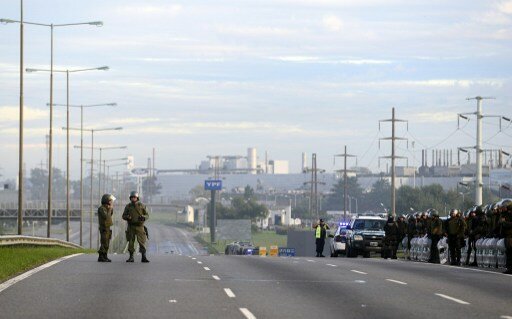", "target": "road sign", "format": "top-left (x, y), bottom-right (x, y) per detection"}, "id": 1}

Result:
top-left (259, 246), bottom-right (267, 256)
top-left (278, 247), bottom-right (296, 257)
top-left (131, 168), bottom-right (148, 176)
top-left (204, 180), bottom-right (222, 191)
